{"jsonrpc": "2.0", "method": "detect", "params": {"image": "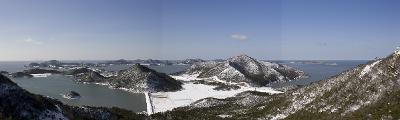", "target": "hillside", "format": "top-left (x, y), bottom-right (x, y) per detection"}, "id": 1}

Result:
top-left (151, 50), bottom-right (400, 120)
top-left (0, 74), bottom-right (146, 120)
